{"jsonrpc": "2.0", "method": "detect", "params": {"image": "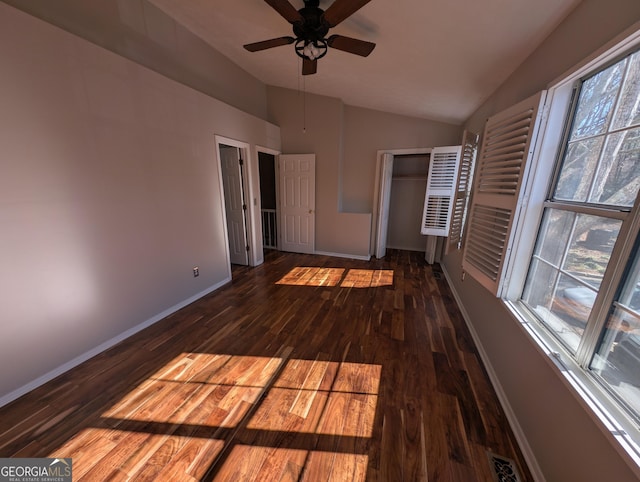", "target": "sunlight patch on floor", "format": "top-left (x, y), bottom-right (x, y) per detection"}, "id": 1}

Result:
top-left (248, 359), bottom-right (381, 437)
top-left (276, 267), bottom-right (394, 288)
top-left (101, 354), bottom-right (284, 427)
top-left (91, 352), bottom-right (381, 480)
top-left (276, 267), bottom-right (346, 286)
